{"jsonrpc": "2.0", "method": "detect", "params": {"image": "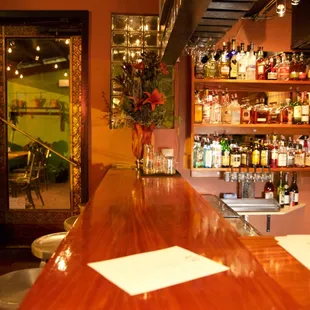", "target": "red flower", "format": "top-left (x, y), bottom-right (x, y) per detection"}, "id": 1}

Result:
top-left (133, 62), bottom-right (145, 71)
top-left (143, 89), bottom-right (165, 111)
top-left (159, 62), bottom-right (169, 75)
